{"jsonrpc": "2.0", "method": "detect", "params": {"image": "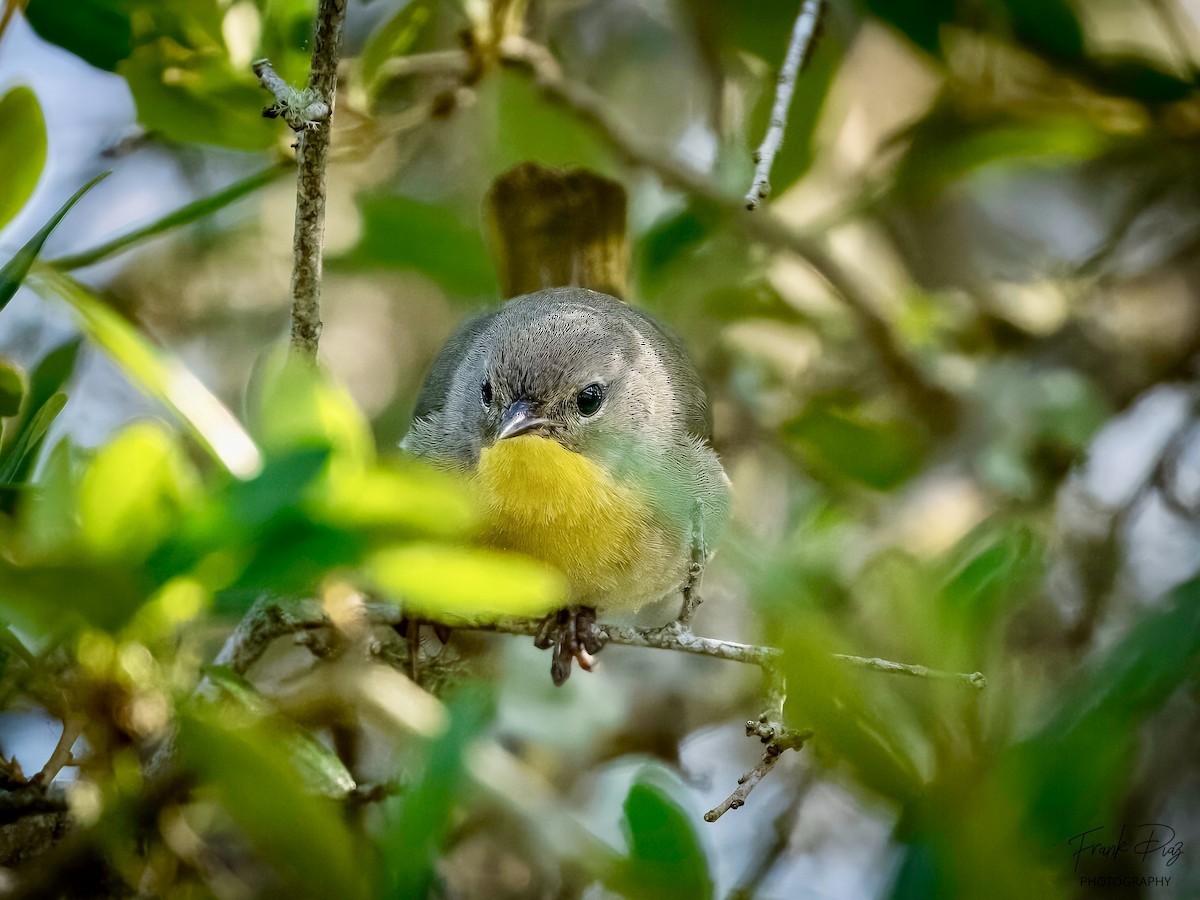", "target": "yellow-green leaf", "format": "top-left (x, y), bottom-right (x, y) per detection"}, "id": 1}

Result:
top-left (79, 420), bottom-right (199, 561)
top-left (369, 544), bottom-right (566, 620)
top-left (0, 87), bottom-right (47, 232)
